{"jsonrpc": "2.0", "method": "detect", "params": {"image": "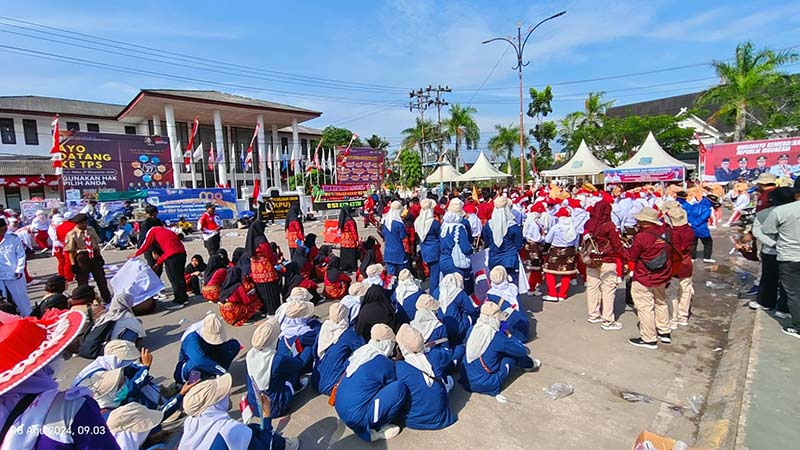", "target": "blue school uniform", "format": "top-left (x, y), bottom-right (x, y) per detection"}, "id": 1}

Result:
top-left (245, 347), bottom-right (314, 419)
top-left (311, 328), bottom-right (365, 395)
top-left (396, 351), bottom-right (457, 431)
top-left (277, 320), bottom-right (321, 372)
top-left (174, 331), bottom-right (240, 383)
top-left (334, 356), bottom-right (409, 441)
top-left (382, 221), bottom-right (407, 274)
top-left (482, 222), bottom-right (524, 272)
top-left (439, 222), bottom-right (473, 277)
top-left (419, 221), bottom-right (442, 292)
top-left (209, 423), bottom-right (287, 450)
top-left (486, 293), bottom-right (531, 343)
top-left (394, 289), bottom-right (423, 322)
top-left (459, 330), bottom-right (534, 396)
top-left (431, 287), bottom-right (478, 345)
